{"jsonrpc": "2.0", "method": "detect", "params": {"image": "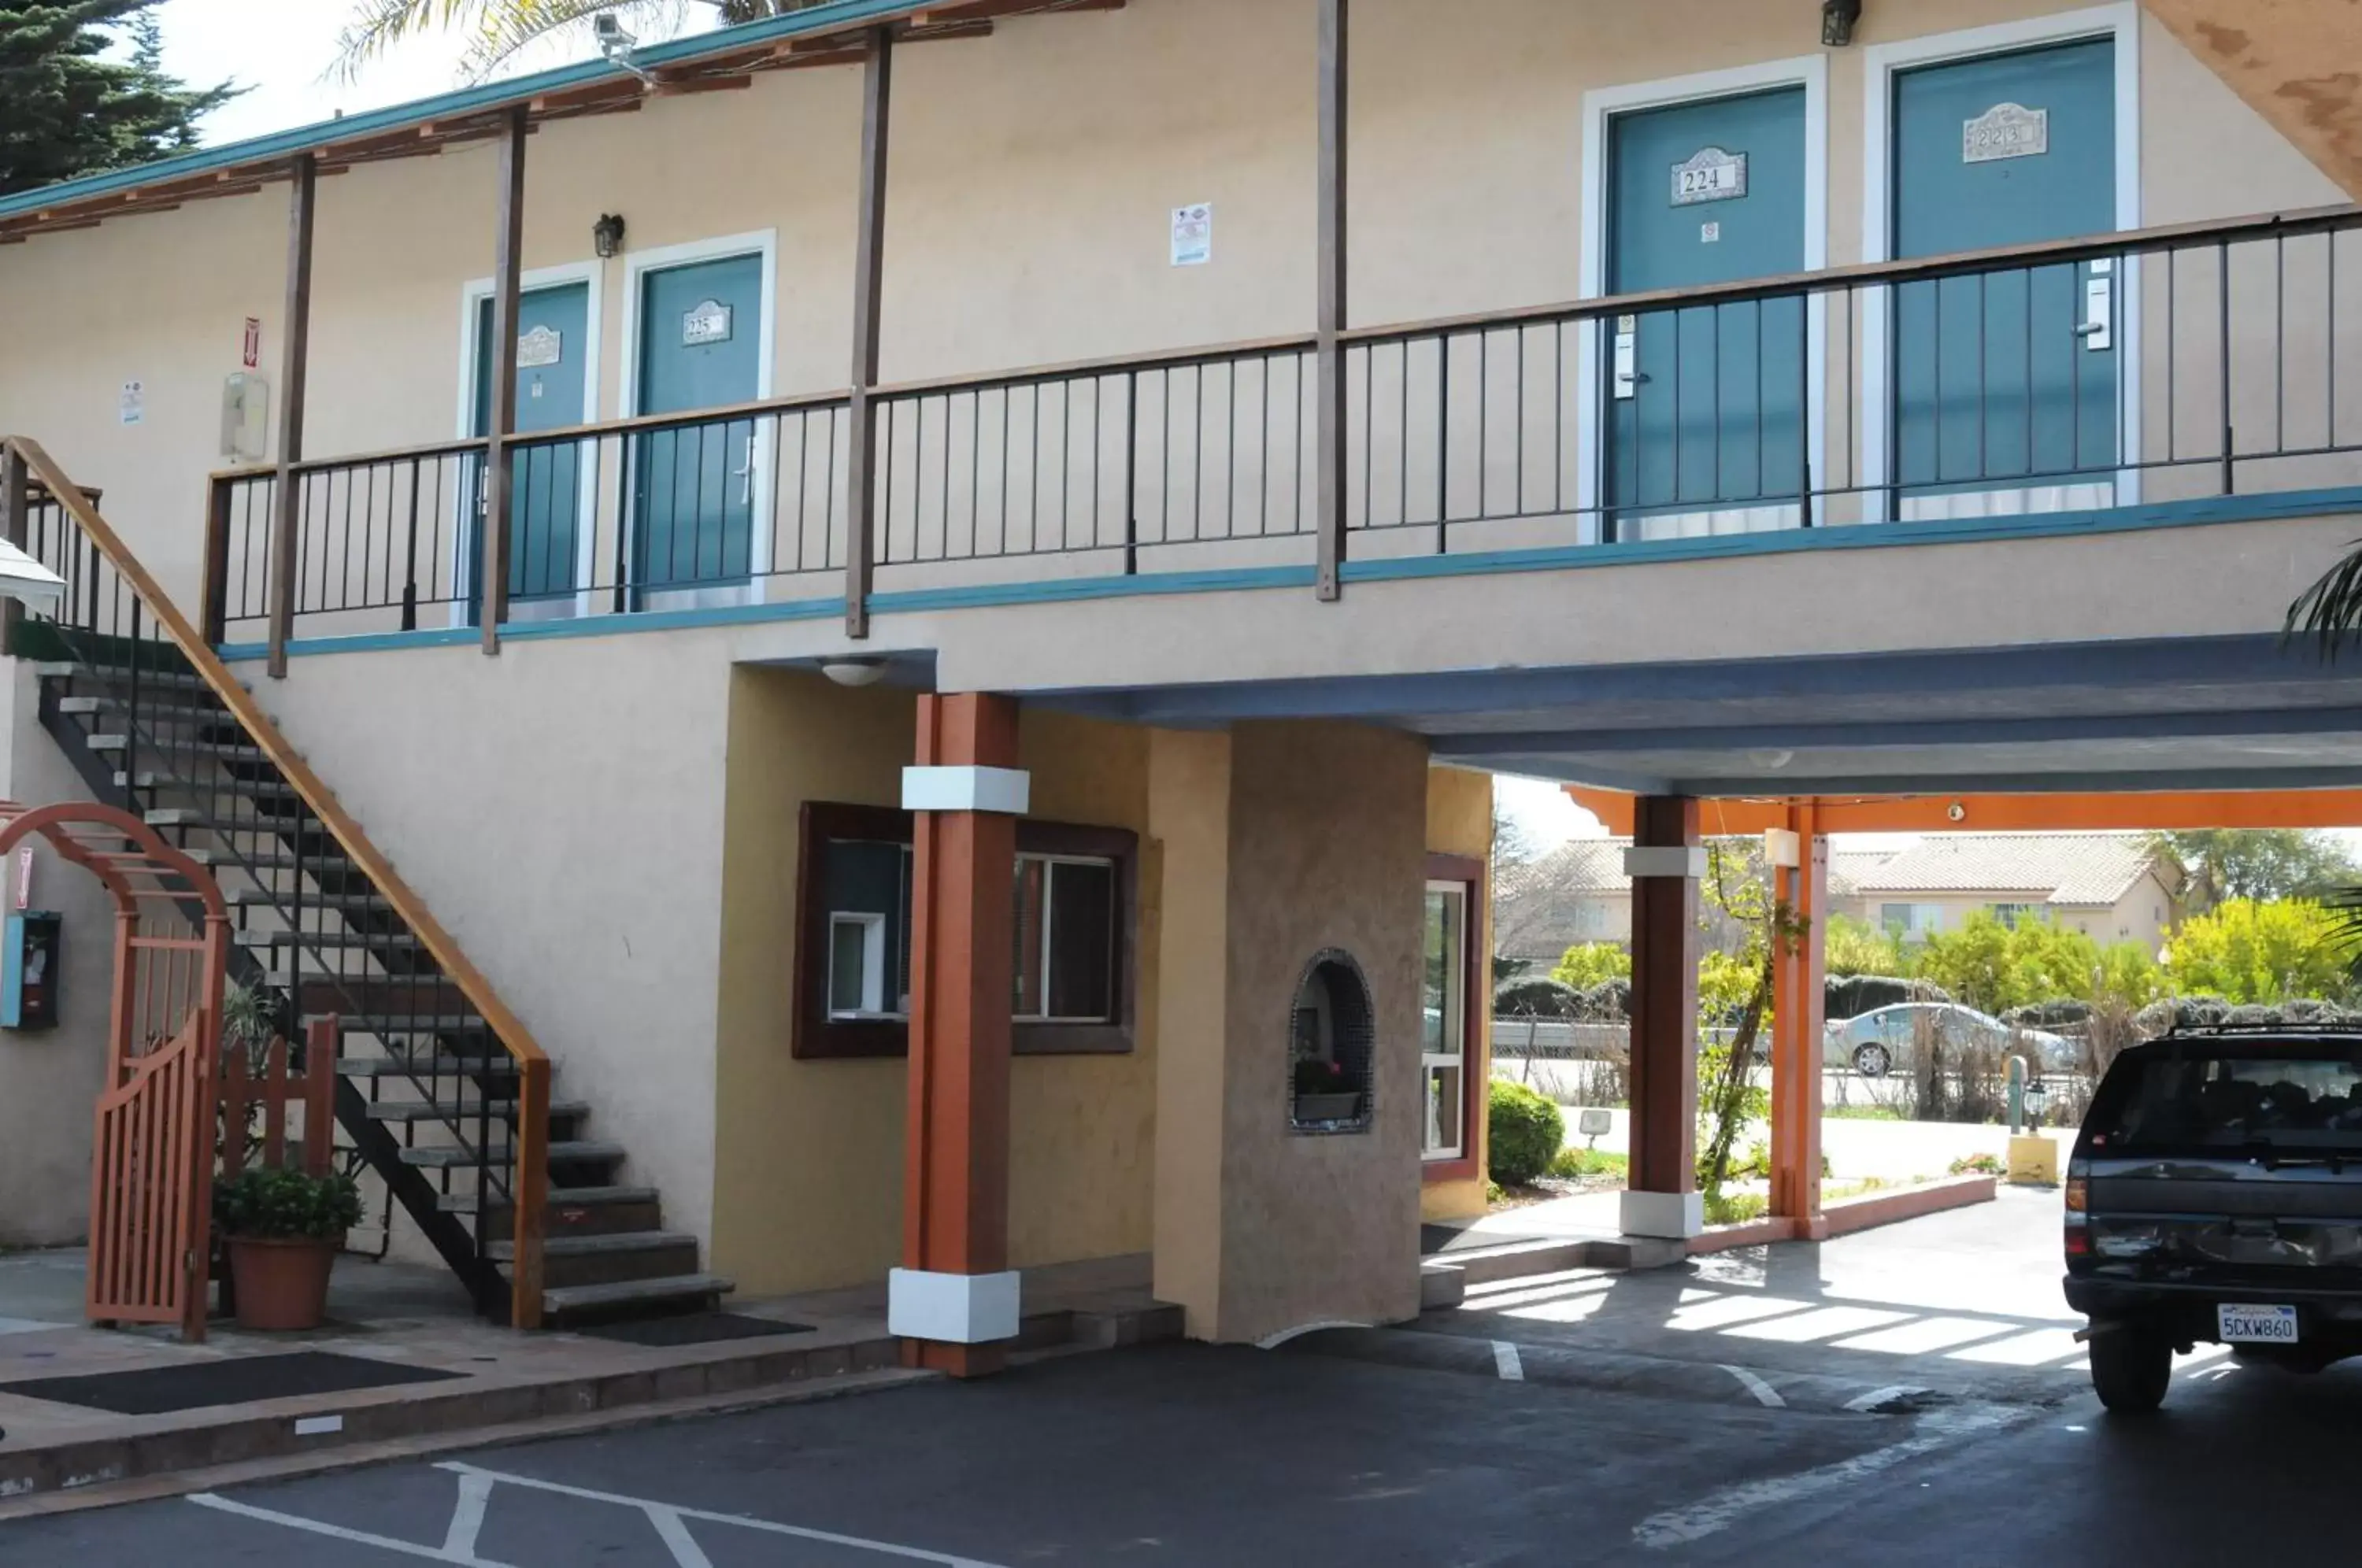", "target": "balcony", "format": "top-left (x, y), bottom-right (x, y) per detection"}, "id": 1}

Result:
top-left (196, 202), bottom-right (2362, 661)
